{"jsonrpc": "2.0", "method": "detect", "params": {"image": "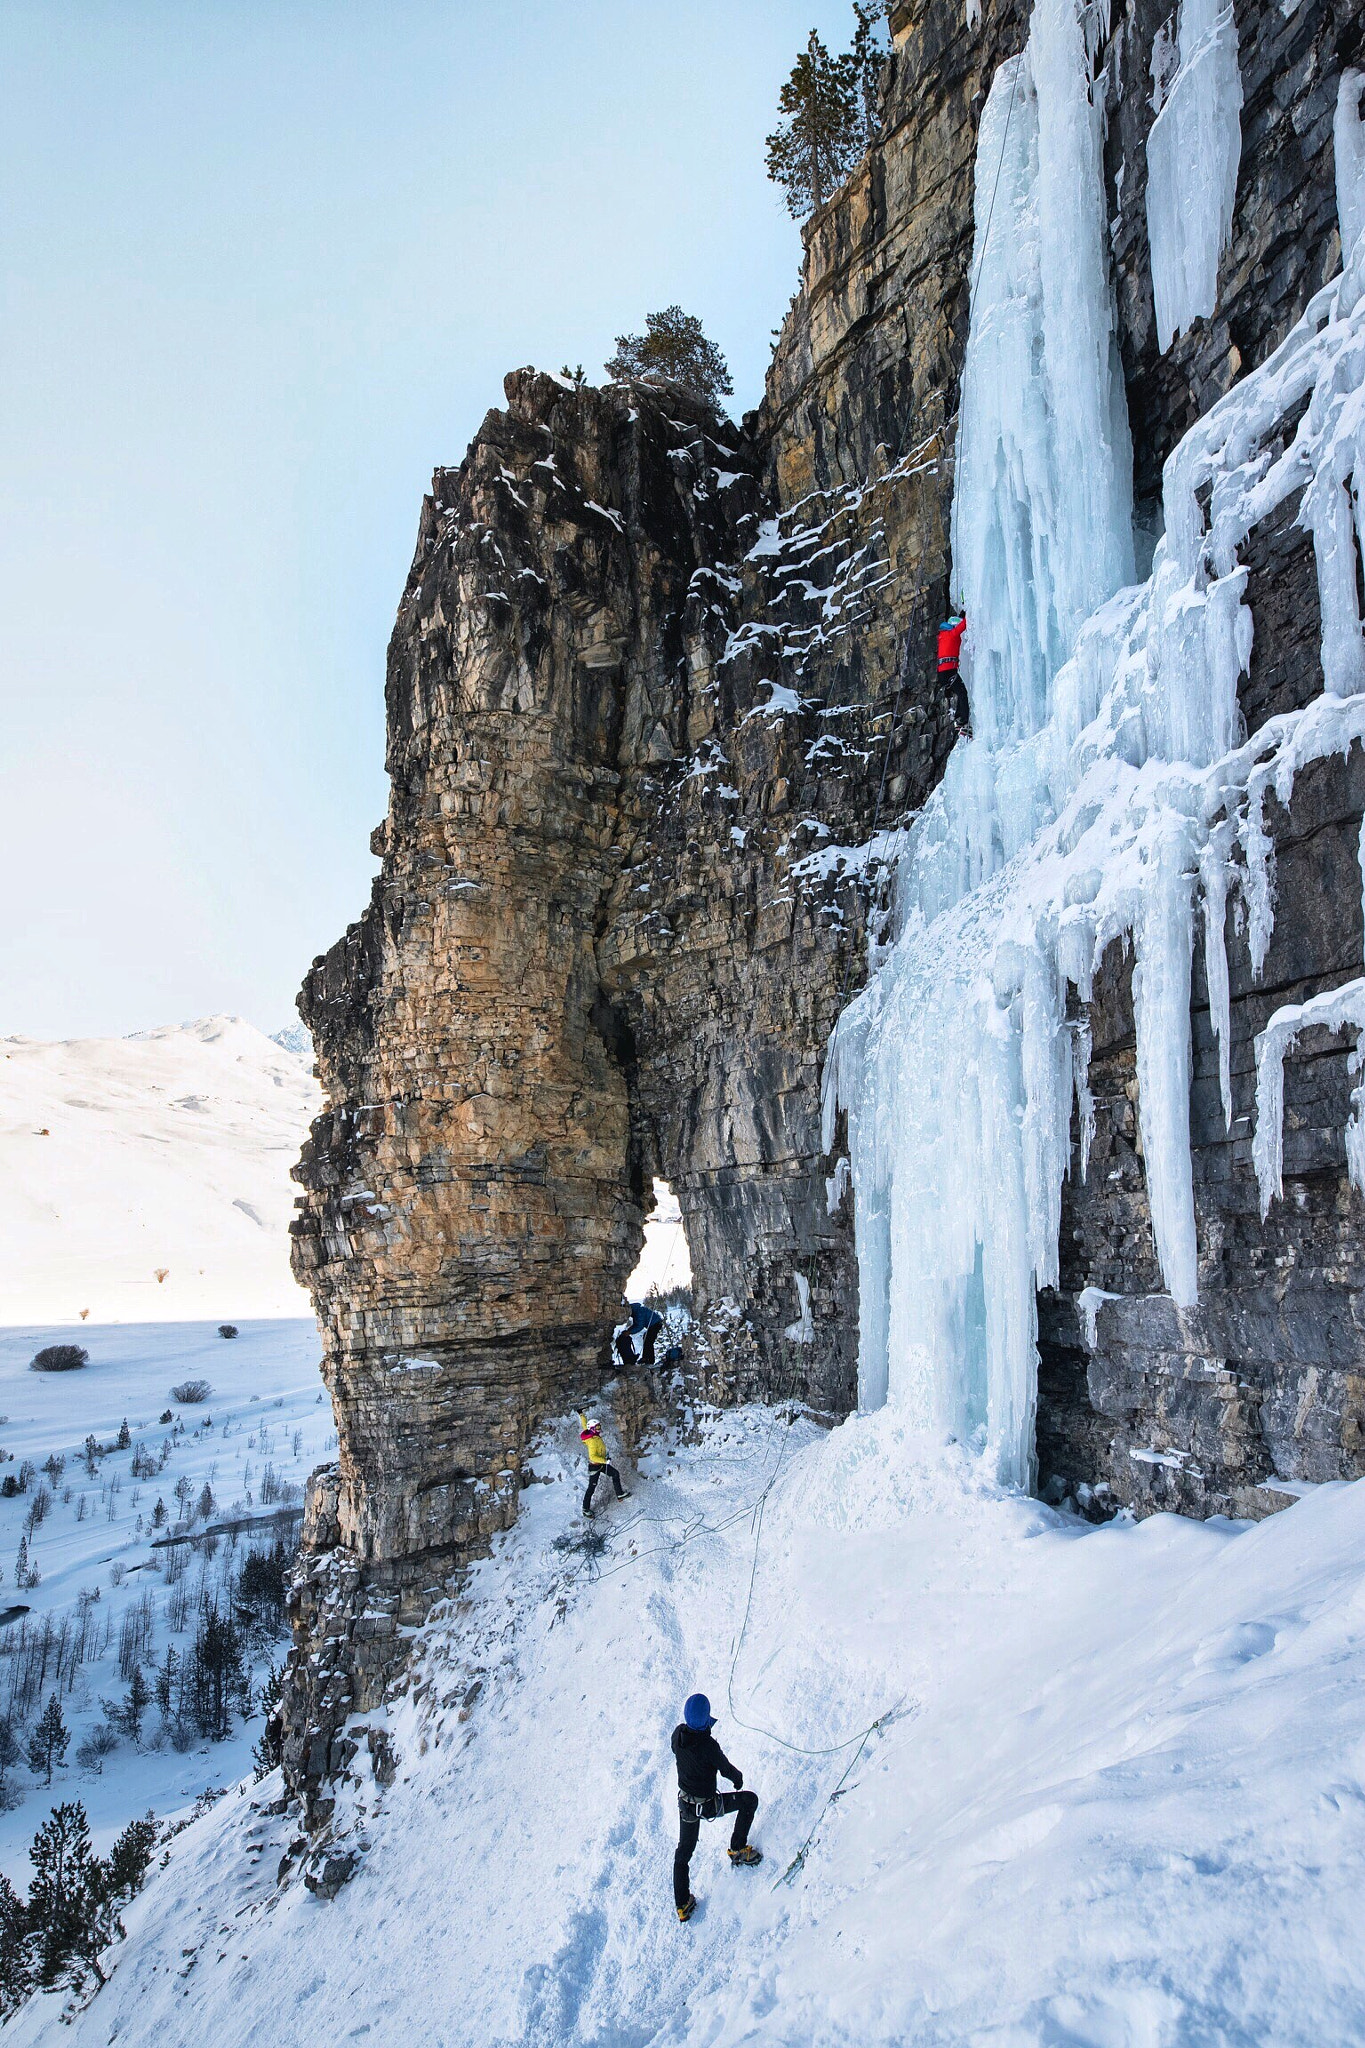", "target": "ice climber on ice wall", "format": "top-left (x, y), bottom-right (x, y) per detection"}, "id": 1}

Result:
top-left (825, 25), bottom-right (1365, 1494)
